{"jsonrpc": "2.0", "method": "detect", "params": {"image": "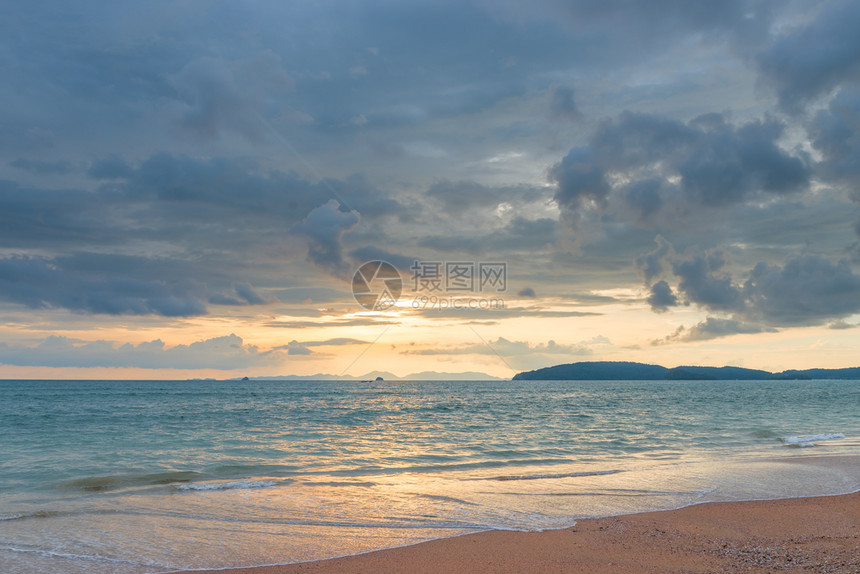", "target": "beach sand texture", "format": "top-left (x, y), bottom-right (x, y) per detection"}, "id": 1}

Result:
top-left (182, 492), bottom-right (859, 574)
